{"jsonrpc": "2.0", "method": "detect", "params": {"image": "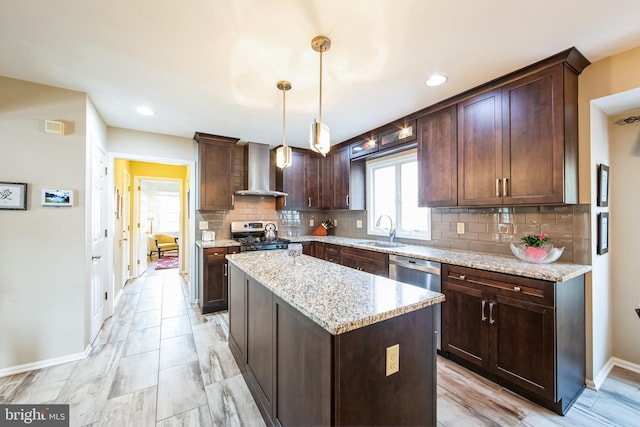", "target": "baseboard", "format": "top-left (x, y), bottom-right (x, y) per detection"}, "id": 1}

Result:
top-left (586, 356), bottom-right (640, 390)
top-left (0, 347), bottom-right (89, 378)
top-left (610, 357), bottom-right (640, 375)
